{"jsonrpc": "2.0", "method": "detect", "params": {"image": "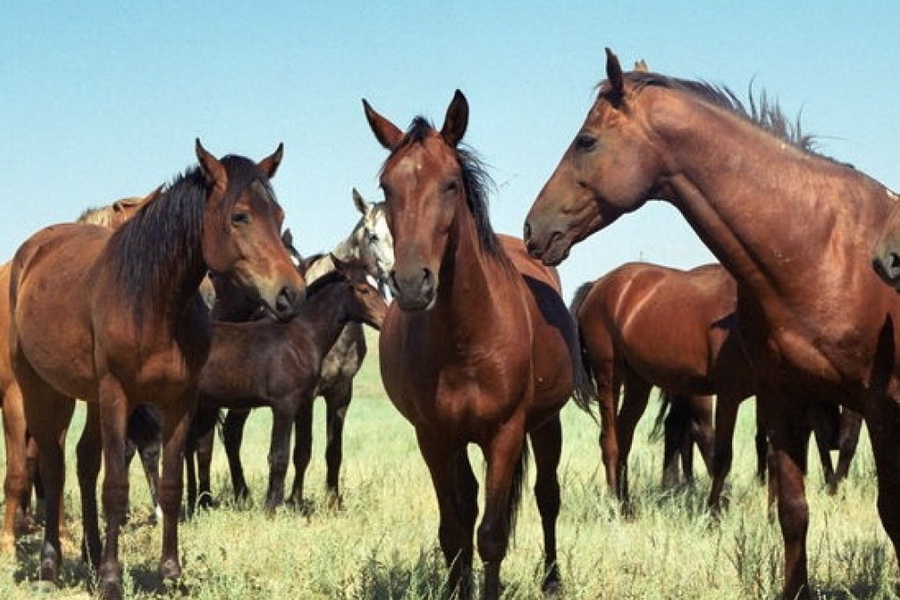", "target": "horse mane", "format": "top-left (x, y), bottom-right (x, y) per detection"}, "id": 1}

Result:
top-left (111, 155), bottom-right (269, 326)
top-left (389, 117), bottom-right (507, 262)
top-left (619, 71), bottom-right (831, 157)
